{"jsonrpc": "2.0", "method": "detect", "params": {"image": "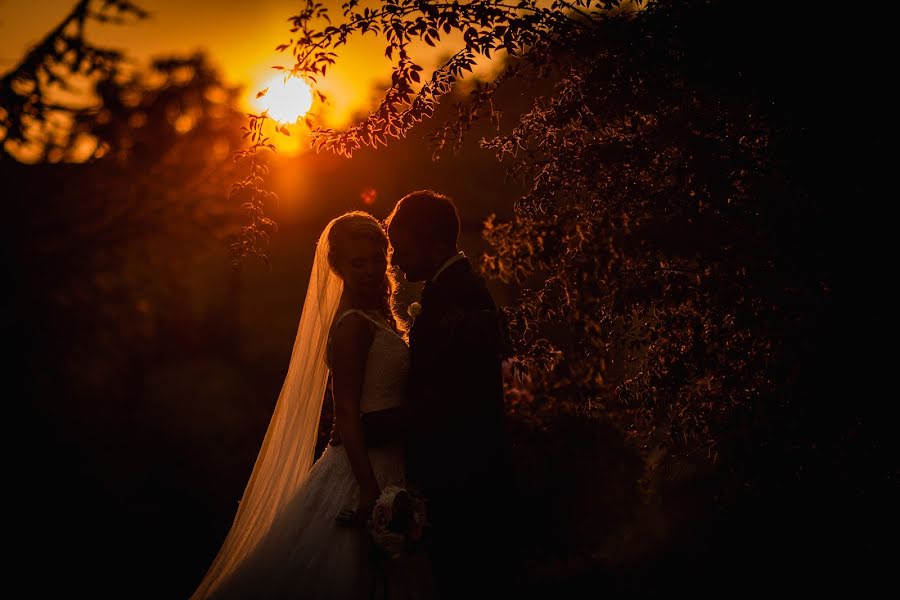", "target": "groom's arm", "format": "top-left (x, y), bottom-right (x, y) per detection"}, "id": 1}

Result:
top-left (399, 307), bottom-right (503, 434)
